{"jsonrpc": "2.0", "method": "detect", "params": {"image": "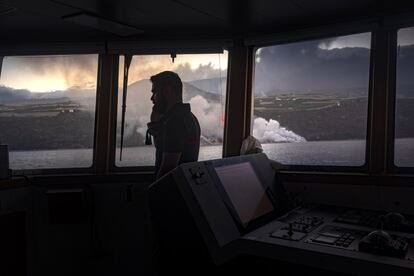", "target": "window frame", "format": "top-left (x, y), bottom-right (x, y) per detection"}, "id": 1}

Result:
top-left (387, 24), bottom-right (414, 174)
top-left (0, 52), bottom-right (101, 176)
top-left (249, 30), bottom-right (374, 173)
top-left (108, 48), bottom-right (231, 173)
top-left (2, 23), bottom-right (413, 178)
